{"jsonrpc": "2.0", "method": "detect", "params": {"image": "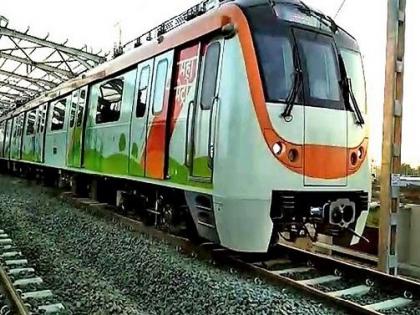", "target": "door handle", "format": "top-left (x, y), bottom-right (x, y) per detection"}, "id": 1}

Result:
top-left (184, 100), bottom-right (194, 166)
top-left (208, 96), bottom-right (219, 169)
